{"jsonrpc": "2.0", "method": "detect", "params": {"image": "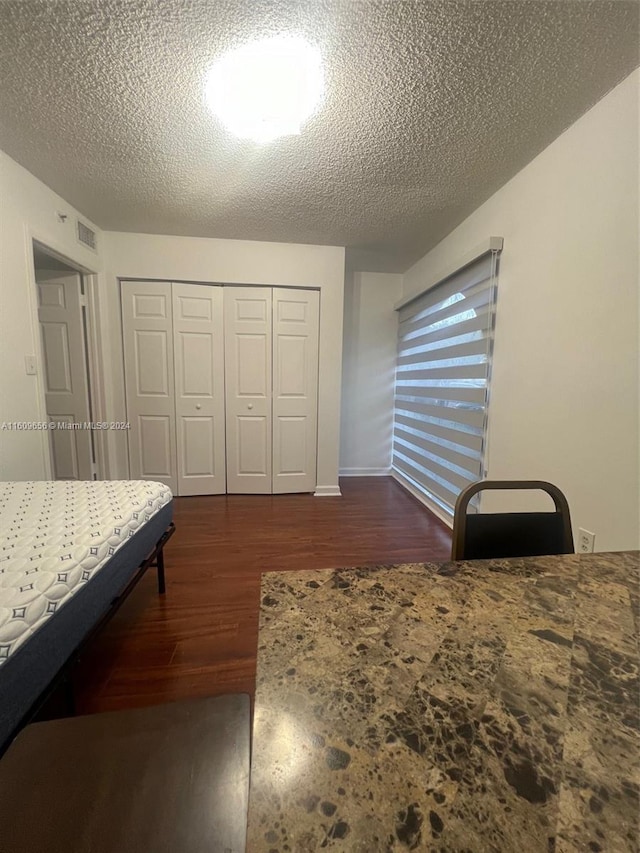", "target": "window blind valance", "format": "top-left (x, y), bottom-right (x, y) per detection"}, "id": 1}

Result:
top-left (392, 246), bottom-right (501, 517)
